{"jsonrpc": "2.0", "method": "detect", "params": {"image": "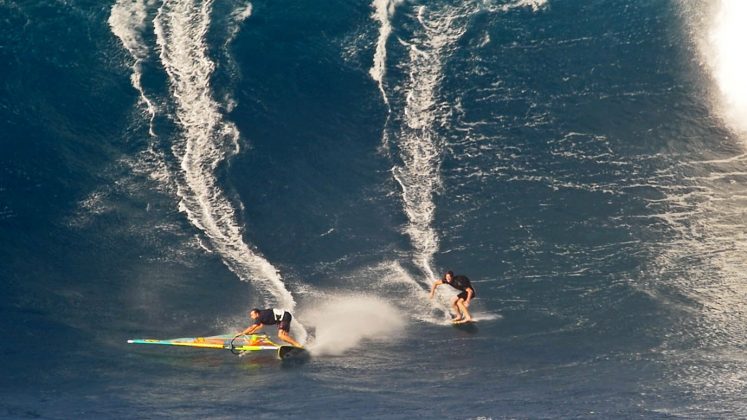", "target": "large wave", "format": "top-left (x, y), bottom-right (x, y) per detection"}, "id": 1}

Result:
top-left (662, 1), bottom-right (747, 332)
top-left (627, 1), bottom-right (747, 407)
